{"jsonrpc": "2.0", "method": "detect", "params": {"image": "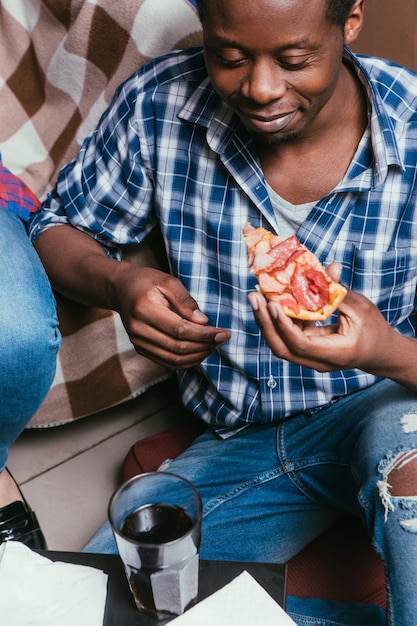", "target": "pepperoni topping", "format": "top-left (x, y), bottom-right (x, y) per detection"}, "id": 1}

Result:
top-left (280, 297), bottom-right (300, 315)
top-left (291, 264), bottom-right (329, 311)
top-left (268, 236), bottom-right (302, 269)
